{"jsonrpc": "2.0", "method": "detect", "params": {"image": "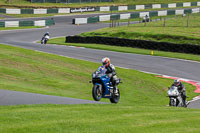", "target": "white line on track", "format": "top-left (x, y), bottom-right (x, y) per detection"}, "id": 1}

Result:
top-left (153, 55), bottom-right (200, 64)
top-left (189, 96), bottom-right (200, 103)
top-left (0, 26), bottom-right (49, 33)
top-left (40, 38), bottom-right (200, 64)
top-left (33, 36), bottom-right (66, 43)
